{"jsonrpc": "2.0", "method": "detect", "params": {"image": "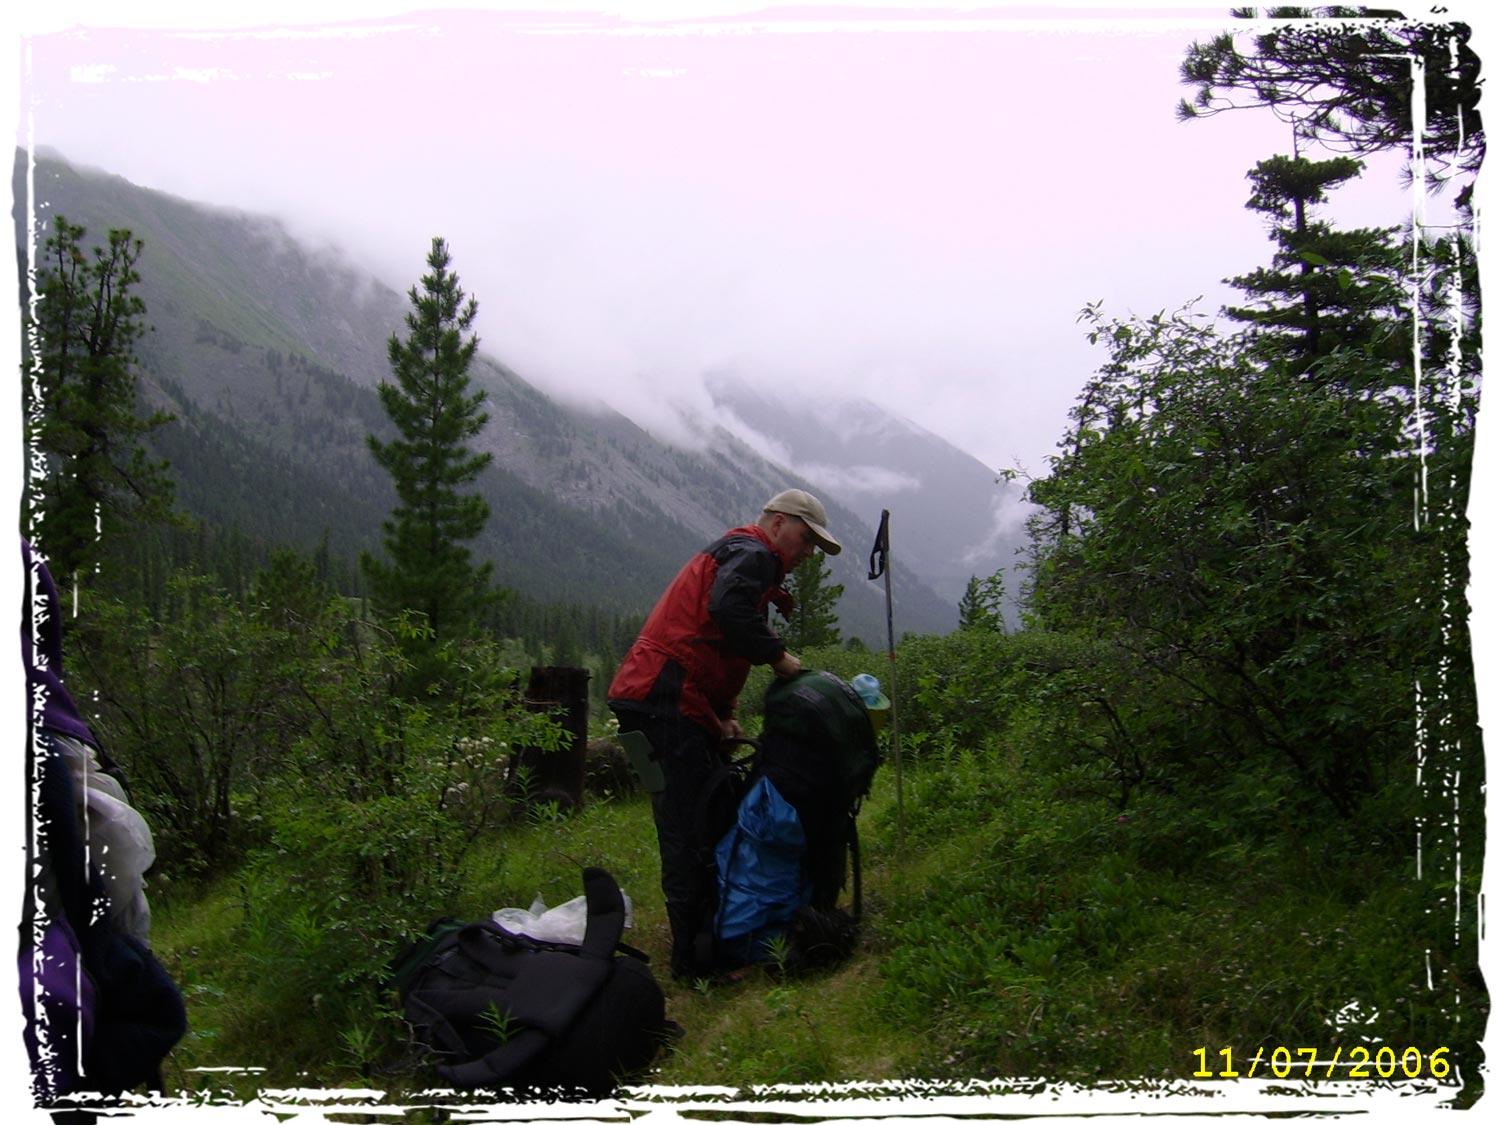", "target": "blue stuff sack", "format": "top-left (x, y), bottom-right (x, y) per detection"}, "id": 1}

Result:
top-left (713, 775), bottom-right (810, 957)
